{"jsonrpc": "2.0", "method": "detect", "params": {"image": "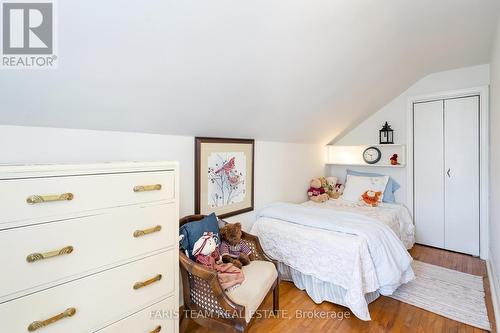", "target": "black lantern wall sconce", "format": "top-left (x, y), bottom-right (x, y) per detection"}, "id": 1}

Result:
top-left (379, 122), bottom-right (394, 144)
